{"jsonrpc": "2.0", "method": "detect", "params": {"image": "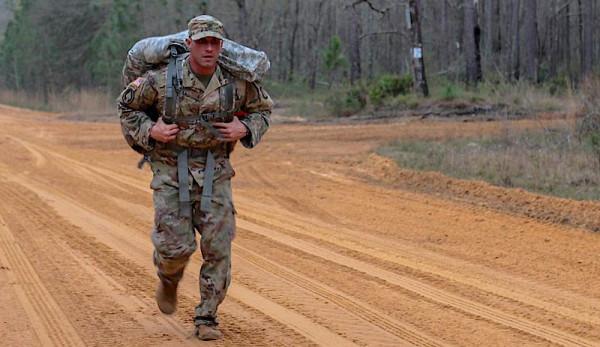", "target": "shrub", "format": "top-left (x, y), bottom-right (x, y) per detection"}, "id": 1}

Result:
top-left (369, 74), bottom-right (413, 105)
top-left (441, 84), bottom-right (459, 101)
top-left (325, 84), bottom-right (367, 117)
top-left (548, 74), bottom-right (569, 95)
top-left (390, 94), bottom-right (420, 110)
top-left (577, 75), bottom-right (600, 166)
